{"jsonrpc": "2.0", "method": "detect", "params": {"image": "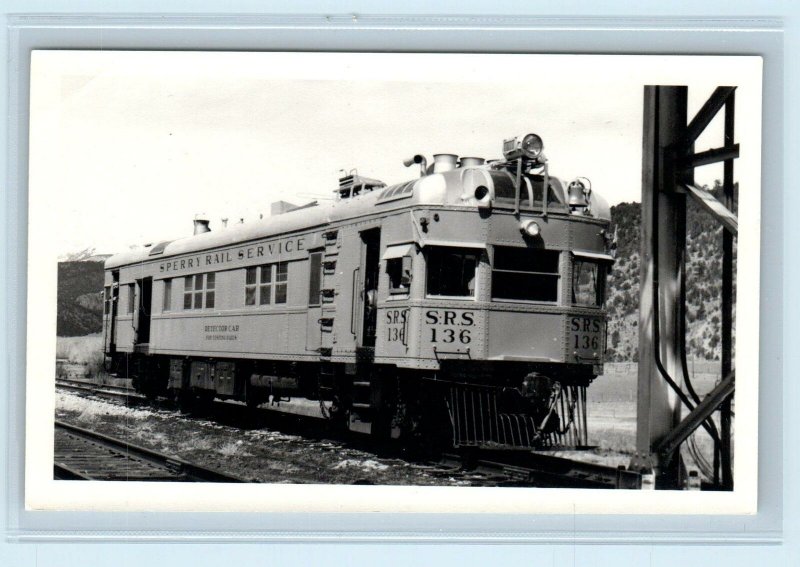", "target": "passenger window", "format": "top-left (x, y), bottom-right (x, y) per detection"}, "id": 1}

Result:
top-left (572, 260), bottom-right (606, 307)
top-left (205, 273), bottom-right (215, 309)
top-left (183, 273), bottom-right (215, 310)
top-left (163, 279), bottom-right (172, 311)
top-left (491, 246), bottom-right (560, 302)
top-left (184, 276), bottom-right (193, 309)
top-left (275, 262), bottom-right (288, 304)
top-left (426, 247), bottom-right (478, 298)
top-left (245, 262), bottom-right (290, 307)
top-left (387, 256), bottom-right (412, 295)
top-left (259, 264), bottom-right (272, 305)
top-left (245, 267), bottom-right (257, 306)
